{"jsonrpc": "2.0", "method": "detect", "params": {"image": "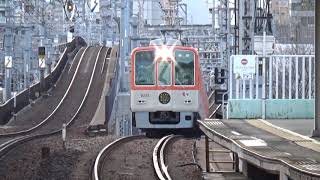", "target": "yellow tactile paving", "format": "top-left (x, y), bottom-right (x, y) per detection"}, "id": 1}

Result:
top-left (246, 119), bottom-right (320, 153)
